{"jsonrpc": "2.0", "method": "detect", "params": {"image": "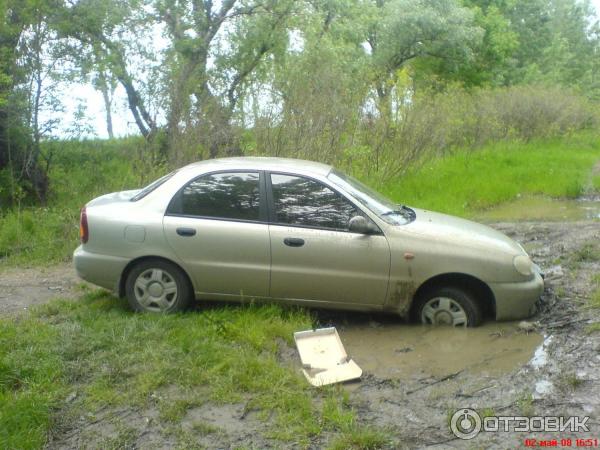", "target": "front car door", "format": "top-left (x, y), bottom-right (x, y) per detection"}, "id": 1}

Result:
top-left (267, 172), bottom-right (391, 308)
top-left (163, 171), bottom-right (270, 298)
